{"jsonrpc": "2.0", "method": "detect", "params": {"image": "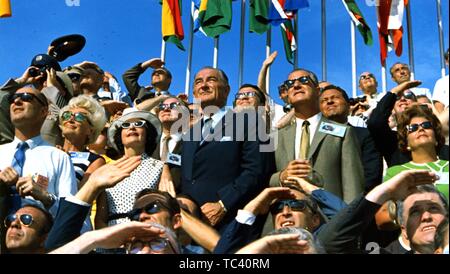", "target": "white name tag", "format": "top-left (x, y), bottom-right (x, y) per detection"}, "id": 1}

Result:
top-left (318, 122), bottom-right (347, 138)
top-left (220, 136), bottom-right (232, 142)
top-left (69, 151), bottom-right (90, 161)
top-left (166, 153), bottom-right (181, 166)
